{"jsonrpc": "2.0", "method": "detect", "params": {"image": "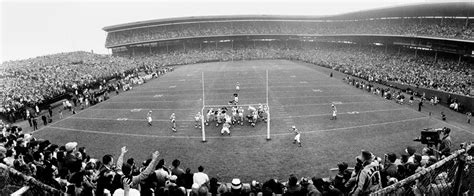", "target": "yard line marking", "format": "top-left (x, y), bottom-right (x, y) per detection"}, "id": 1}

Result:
top-left (105, 100), bottom-right (200, 103)
top-left (278, 108), bottom-right (409, 119)
top-left (68, 116), bottom-right (194, 122)
top-left (281, 100), bottom-right (387, 107)
top-left (169, 85), bottom-right (176, 88)
top-left (43, 117), bottom-right (429, 139)
top-left (137, 85), bottom-right (346, 92)
top-left (88, 108), bottom-right (195, 111)
top-left (153, 94), bottom-right (163, 98)
top-left (312, 89), bottom-right (322, 92)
